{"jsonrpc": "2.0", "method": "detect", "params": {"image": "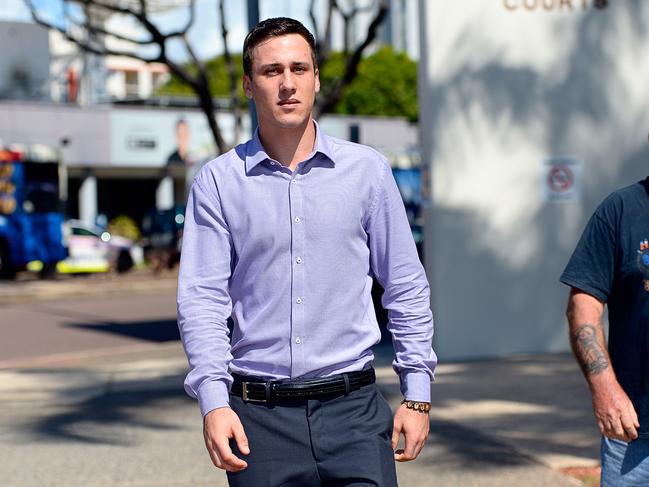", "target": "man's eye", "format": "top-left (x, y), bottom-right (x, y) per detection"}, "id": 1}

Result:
top-left (265, 69), bottom-right (280, 75)
top-left (293, 66), bottom-right (306, 73)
